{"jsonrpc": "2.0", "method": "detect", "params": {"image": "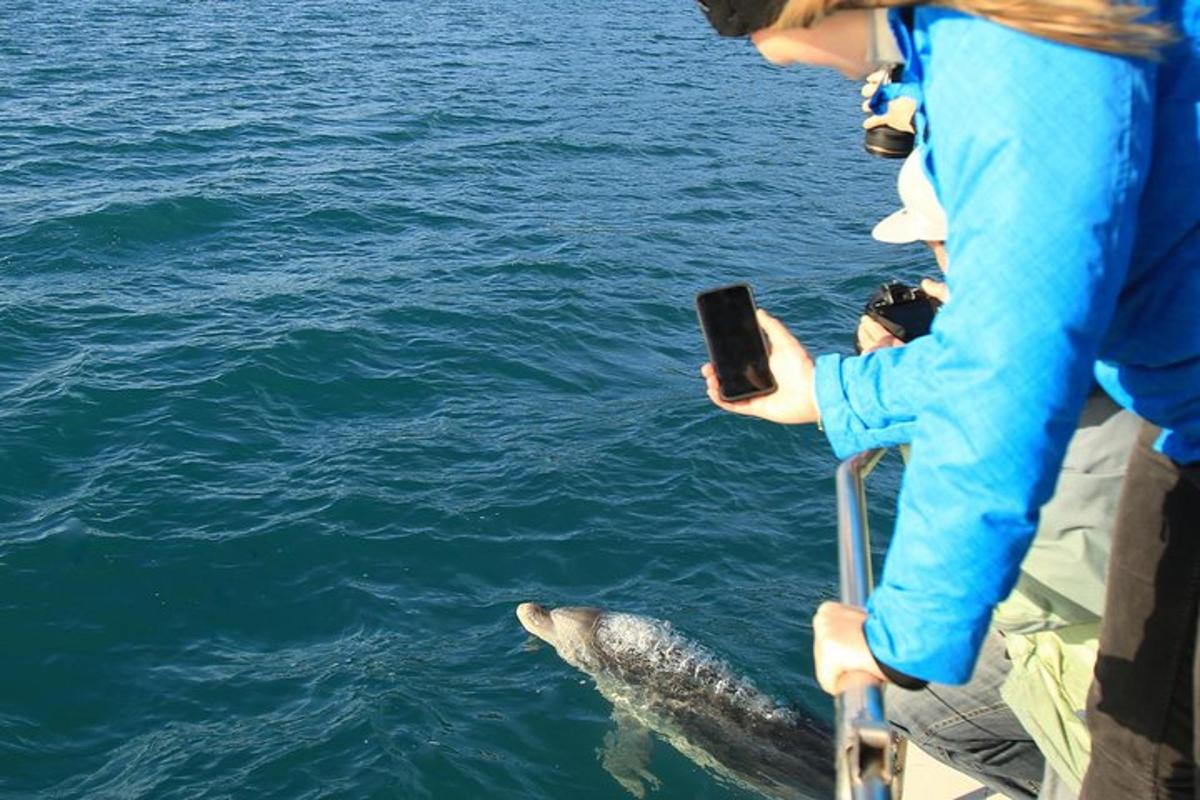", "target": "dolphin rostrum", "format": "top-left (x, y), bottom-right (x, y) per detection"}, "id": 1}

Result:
top-left (516, 603), bottom-right (835, 799)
